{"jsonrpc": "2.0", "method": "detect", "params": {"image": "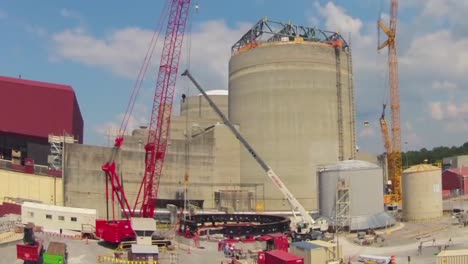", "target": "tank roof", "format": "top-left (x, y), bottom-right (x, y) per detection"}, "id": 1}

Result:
top-left (322, 160), bottom-right (380, 171)
top-left (197, 89), bottom-right (228, 96)
top-left (403, 164), bottom-right (440, 173)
